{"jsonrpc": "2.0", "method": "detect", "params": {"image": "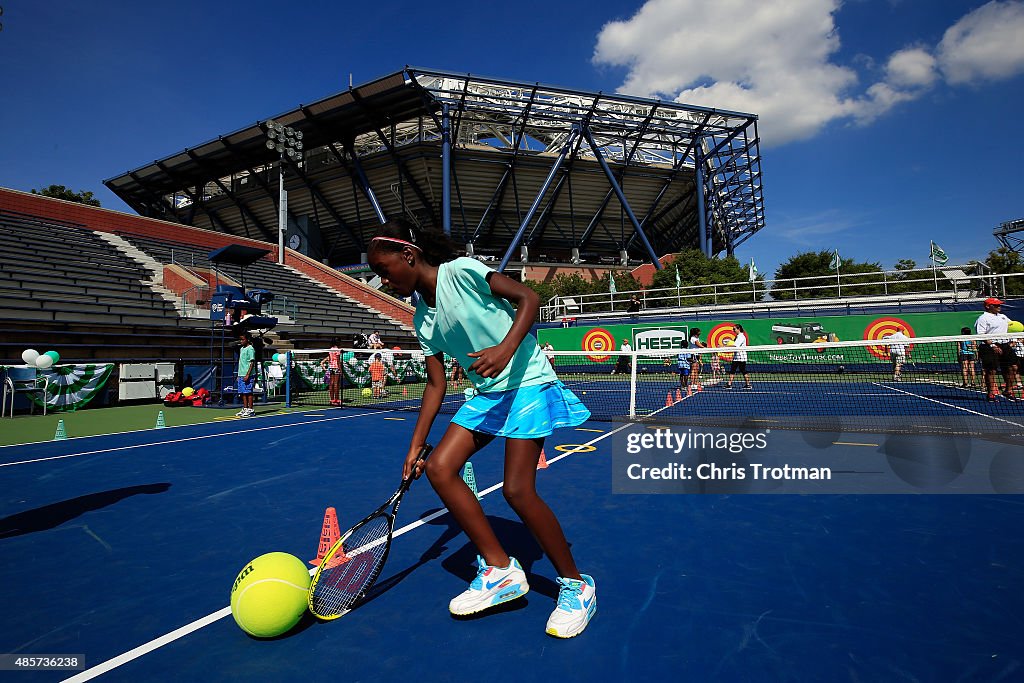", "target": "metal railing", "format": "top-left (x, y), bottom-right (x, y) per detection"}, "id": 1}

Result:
top-left (541, 264), bottom-right (1021, 321)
